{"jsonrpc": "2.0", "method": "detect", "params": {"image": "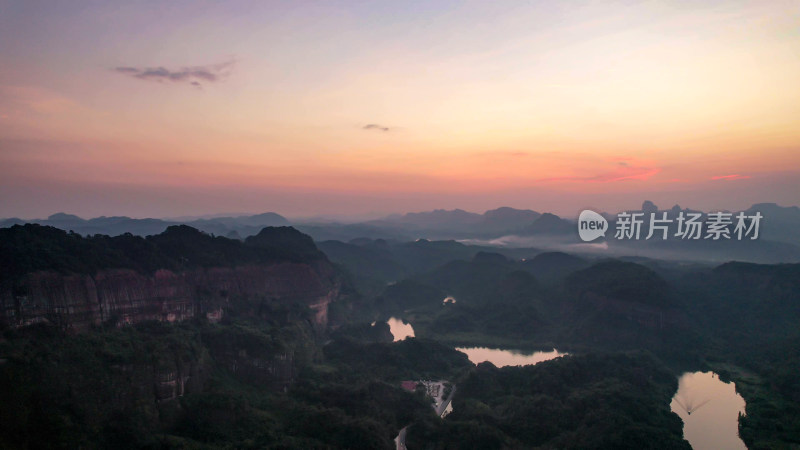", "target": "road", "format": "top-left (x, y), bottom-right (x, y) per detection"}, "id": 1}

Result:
top-left (435, 385), bottom-right (456, 417)
top-left (396, 383), bottom-right (456, 449)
